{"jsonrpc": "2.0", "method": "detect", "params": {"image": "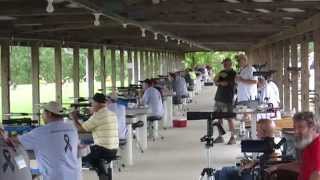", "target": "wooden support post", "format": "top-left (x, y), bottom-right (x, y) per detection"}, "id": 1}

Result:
top-left (151, 51), bottom-right (155, 77)
top-left (134, 50), bottom-right (139, 82)
top-left (1, 42), bottom-right (10, 120)
top-left (31, 45), bottom-right (40, 120)
top-left (168, 52), bottom-right (171, 73)
top-left (73, 47), bottom-right (80, 102)
top-left (88, 48), bottom-right (94, 97)
top-left (150, 51), bottom-right (154, 77)
top-left (283, 42), bottom-right (291, 112)
top-left (111, 49), bottom-right (116, 94)
top-left (314, 29), bottom-right (320, 115)
top-left (149, 51), bottom-right (153, 77)
top-left (140, 51), bottom-right (145, 80)
top-left (120, 49), bottom-right (125, 87)
top-left (146, 51), bottom-right (151, 78)
top-left (159, 52), bottom-right (163, 75)
top-left (290, 40), bottom-right (299, 111)
top-left (144, 51), bottom-right (148, 78)
top-left (301, 40), bottom-right (310, 111)
top-left (156, 52), bottom-right (160, 76)
top-left (313, 29), bottom-right (320, 116)
top-left (111, 49), bottom-right (117, 94)
top-left (271, 44), bottom-right (276, 71)
top-left (147, 51), bottom-right (151, 78)
top-left (100, 47), bottom-right (106, 94)
top-left (266, 45), bottom-right (273, 70)
top-left (172, 53), bottom-right (176, 71)
top-left (274, 43), bottom-right (284, 108)
top-left (168, 52), bottom-right (171, 72)
top-left (172, 53), bottom-right (175, 71)
top-left (55, 46), bottom-right (62, 105)
top-left (162, 52), bottom-right (166, 75)
top-left (173, 53), bottom-right (176, 71)
top-left (127, 50), bottom-right (133, 85)
top-left (165, 52), bottom-right (168, 74)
